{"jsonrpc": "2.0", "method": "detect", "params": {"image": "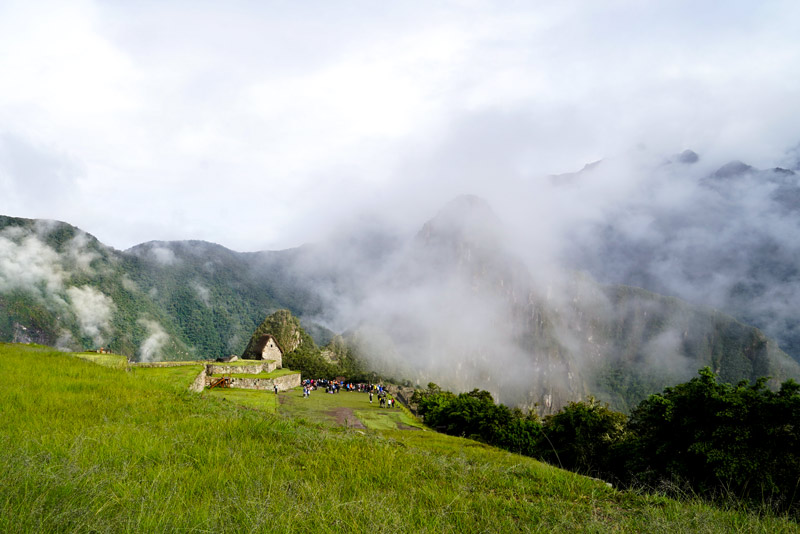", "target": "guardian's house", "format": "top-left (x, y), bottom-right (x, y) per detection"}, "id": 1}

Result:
top-left (245, 334), bottom-right (283, 368)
